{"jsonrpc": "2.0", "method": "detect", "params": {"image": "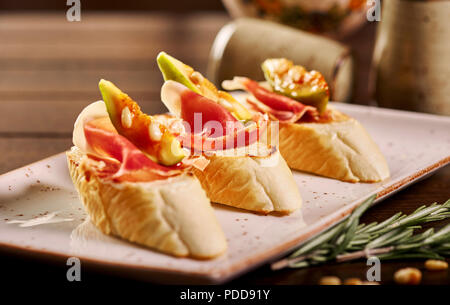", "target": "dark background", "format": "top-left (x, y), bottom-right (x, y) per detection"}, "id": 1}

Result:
top-left (0, 0), bottom-right (225, 11)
